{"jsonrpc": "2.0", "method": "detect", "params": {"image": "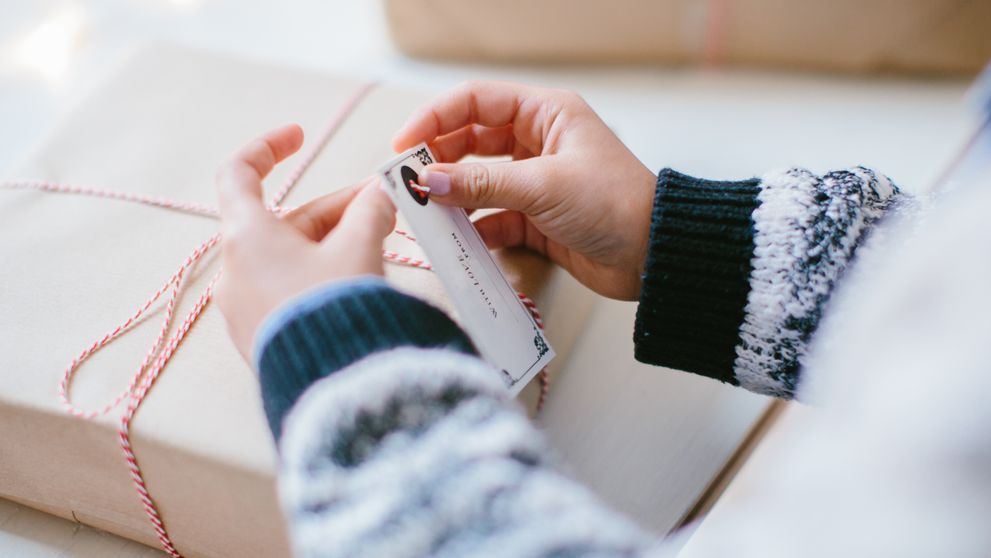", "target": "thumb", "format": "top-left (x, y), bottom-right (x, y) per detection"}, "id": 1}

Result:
top-left (419, 158), bottom-right (544, 211)
top-left (326, 182), bottom-right (396, 252)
